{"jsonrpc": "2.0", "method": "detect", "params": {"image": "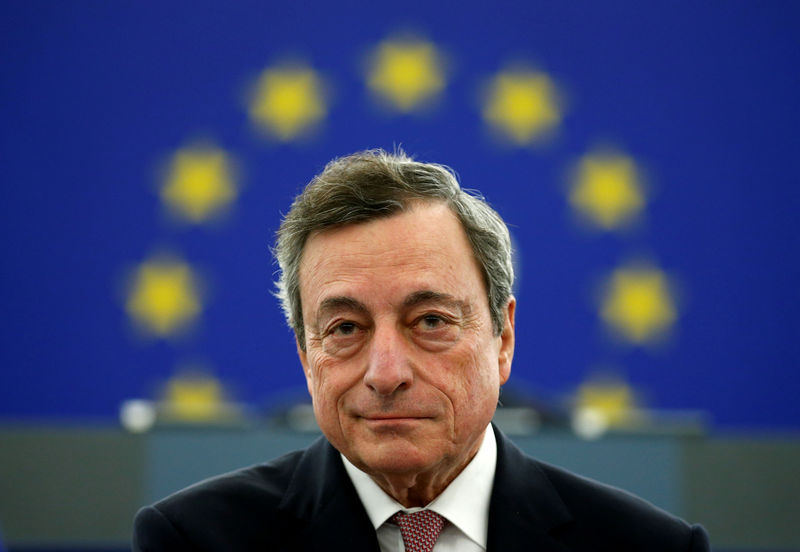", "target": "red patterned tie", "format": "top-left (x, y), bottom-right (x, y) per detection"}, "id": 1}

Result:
top-left (391, 510), bottom-right (446, 552)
